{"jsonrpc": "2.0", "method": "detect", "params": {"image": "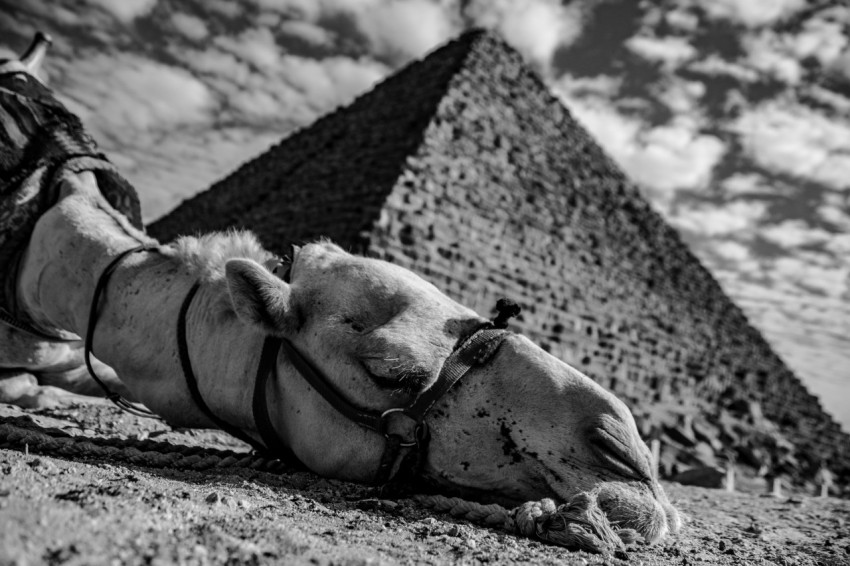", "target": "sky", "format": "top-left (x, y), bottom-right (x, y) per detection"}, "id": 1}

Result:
top-left (1, 0), bottom-right (848, 432)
